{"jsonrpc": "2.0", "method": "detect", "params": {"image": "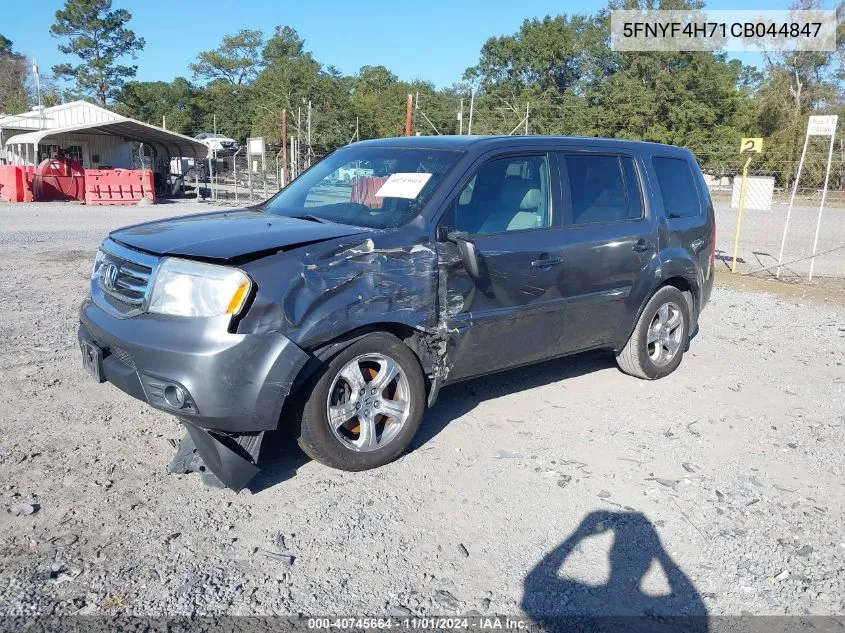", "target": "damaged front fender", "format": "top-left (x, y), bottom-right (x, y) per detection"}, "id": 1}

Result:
top-left (239, 235), bottom-right (441, 345)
